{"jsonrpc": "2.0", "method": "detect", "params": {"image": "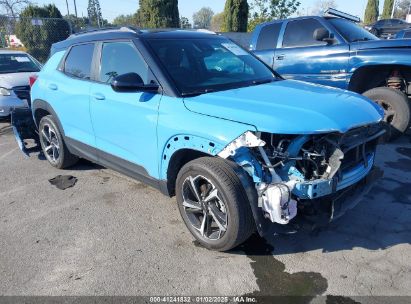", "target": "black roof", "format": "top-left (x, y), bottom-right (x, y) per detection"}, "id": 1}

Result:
top-left (51, 27), bottom-right (220, 54)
